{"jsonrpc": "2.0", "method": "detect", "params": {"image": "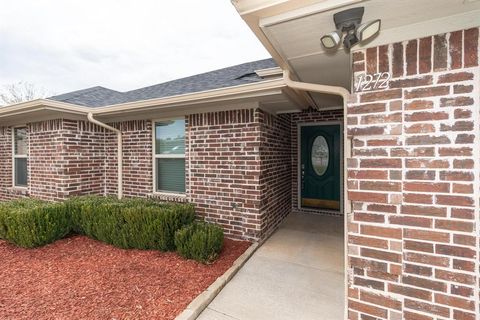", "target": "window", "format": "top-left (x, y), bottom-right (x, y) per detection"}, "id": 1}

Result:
top-left (154, 119), bottom-right (185, 193)
top-left (13, 127), bottom-right (28, 187)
